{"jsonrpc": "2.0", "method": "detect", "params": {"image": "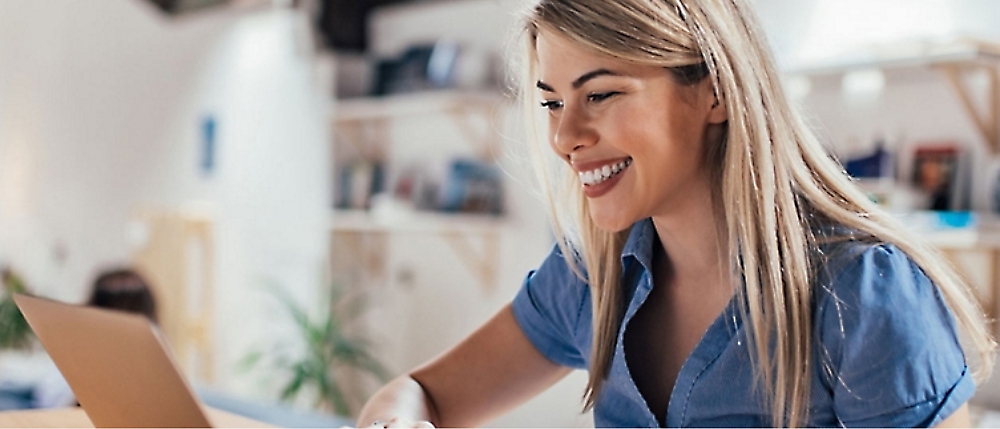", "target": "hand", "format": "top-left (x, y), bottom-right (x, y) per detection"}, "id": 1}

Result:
top-left (369, 417), bottom-right (435, 428)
